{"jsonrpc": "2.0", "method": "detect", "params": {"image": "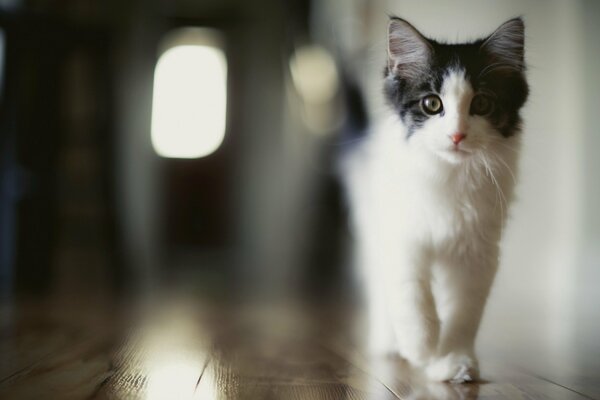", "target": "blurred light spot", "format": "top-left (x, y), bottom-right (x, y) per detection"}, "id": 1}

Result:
top-left (142, 307), bottom-right (208, 400)
top-left (152, 31), bottom-right (227, 159)
top-left (289, 44), bottom-right (341, 134)
top-left (289, 44), bottom-right (339, 105)
top-left (147, 358), bottom-right (204, 400)
top-left (192, 364), bottom-right (217, 399)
